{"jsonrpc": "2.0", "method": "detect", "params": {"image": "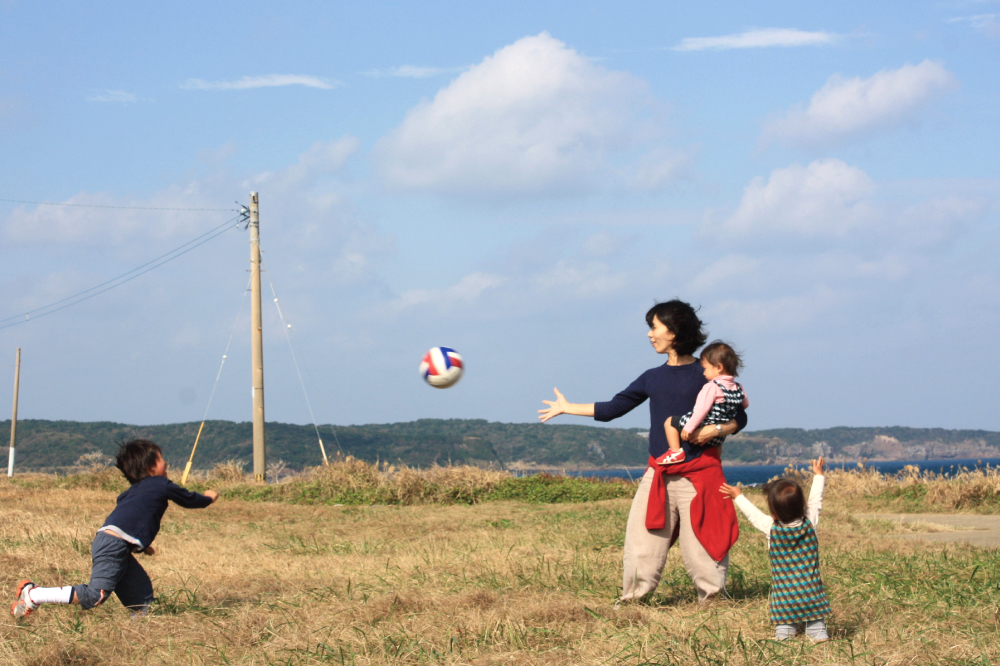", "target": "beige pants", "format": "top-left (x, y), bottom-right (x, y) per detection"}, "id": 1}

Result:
top-left (621, 467), bottom-right (728, 602)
